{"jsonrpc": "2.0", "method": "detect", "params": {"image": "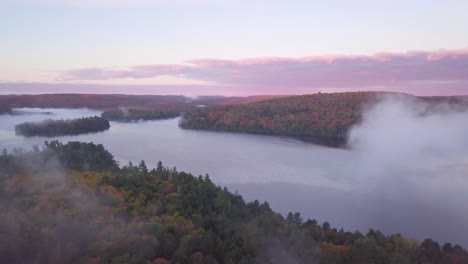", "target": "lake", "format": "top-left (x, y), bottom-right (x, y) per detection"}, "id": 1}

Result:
top-left (1, 108), bottom-right (467, 247)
